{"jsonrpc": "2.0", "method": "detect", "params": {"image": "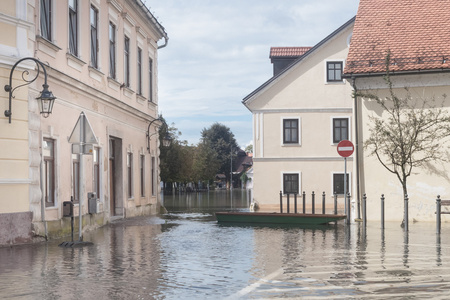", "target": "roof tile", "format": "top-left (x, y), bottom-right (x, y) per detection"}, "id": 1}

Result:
top-left (345, 0), bottom-right (450, 75)
top-left (270, 47), bottom-right (312, 58)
